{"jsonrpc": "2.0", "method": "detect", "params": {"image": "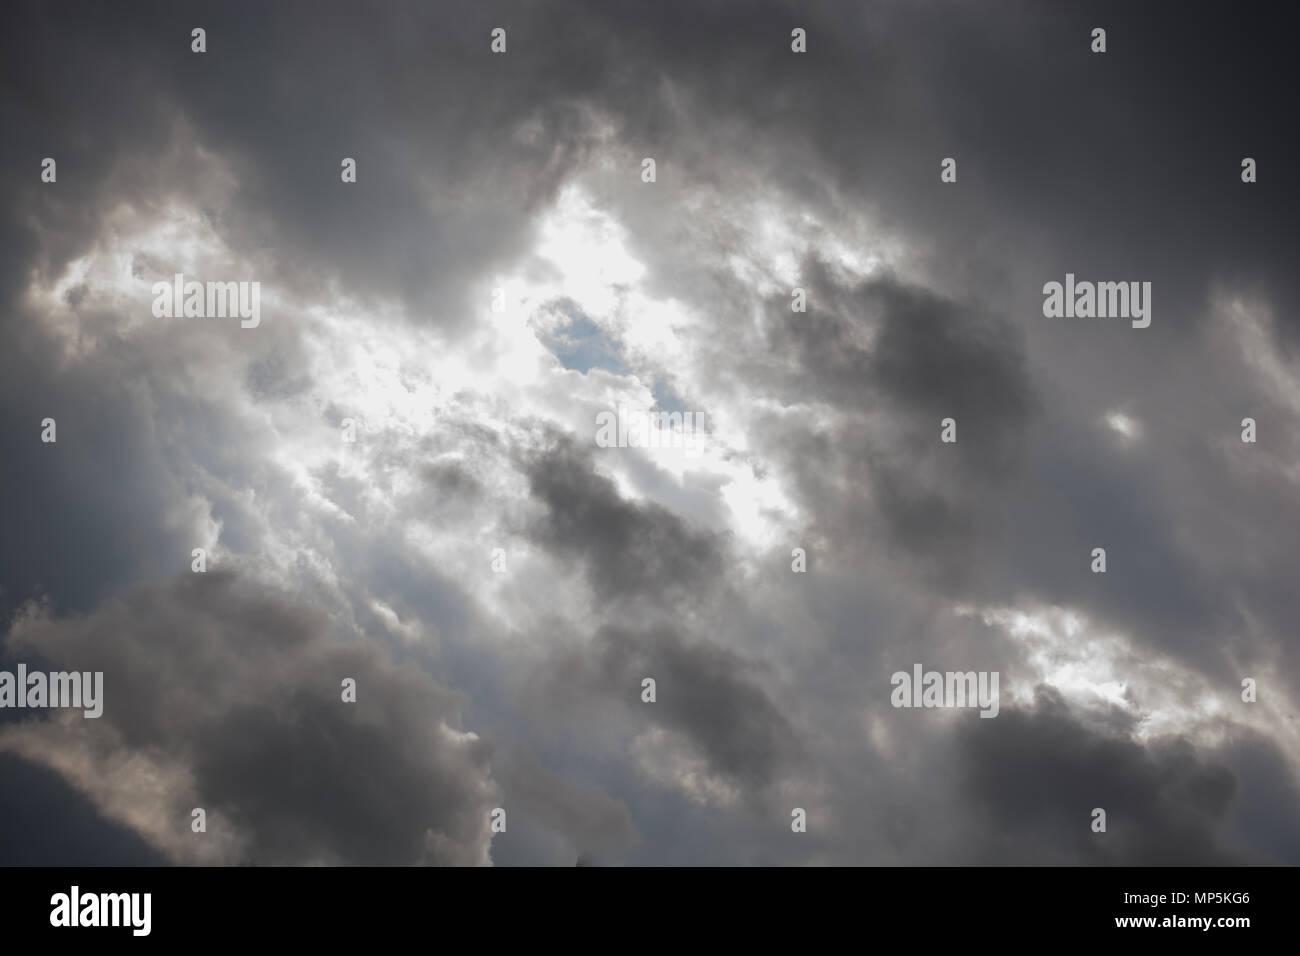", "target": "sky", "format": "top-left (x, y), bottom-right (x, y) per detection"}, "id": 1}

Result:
top-left (1, 0), bottom-right (1298, 866)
